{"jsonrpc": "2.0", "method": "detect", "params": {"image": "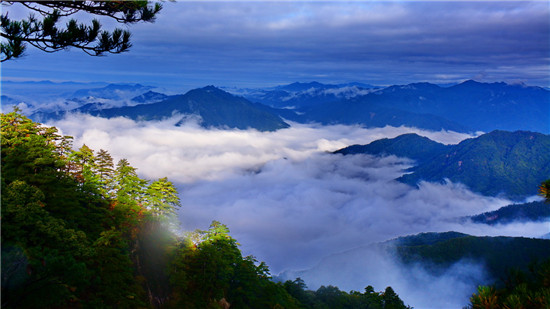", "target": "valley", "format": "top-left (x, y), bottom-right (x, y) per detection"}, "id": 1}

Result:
top-left (3, 79), bottom-right (549, 308)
